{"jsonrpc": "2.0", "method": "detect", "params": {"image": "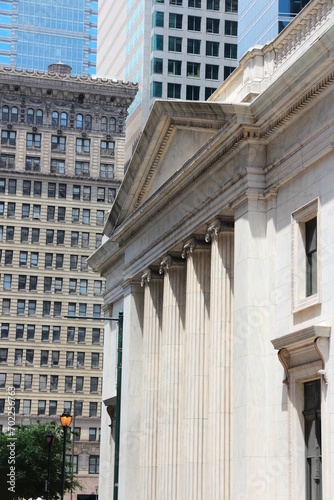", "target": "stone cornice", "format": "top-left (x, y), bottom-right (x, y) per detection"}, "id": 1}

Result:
top-left (0, 65), bottom-right (138, 91)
